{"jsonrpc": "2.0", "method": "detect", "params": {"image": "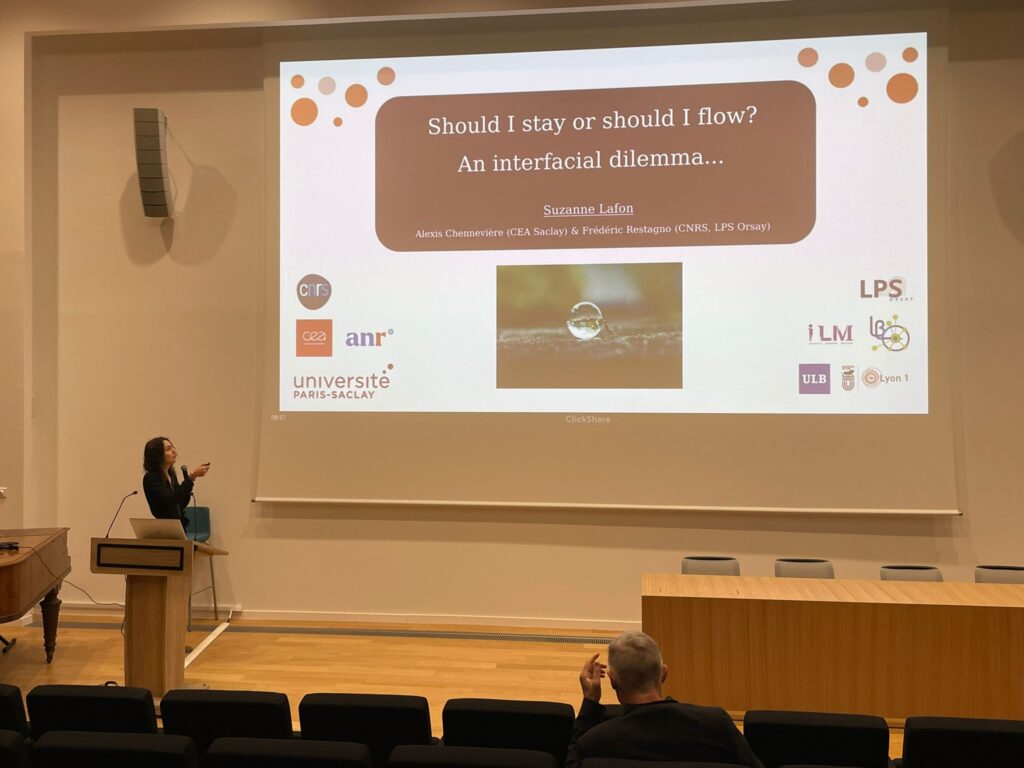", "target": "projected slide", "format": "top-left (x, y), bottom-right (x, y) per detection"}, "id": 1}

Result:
top-left (280, 33), bottom-right (927, 414)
